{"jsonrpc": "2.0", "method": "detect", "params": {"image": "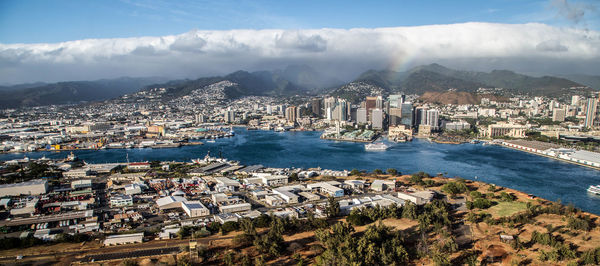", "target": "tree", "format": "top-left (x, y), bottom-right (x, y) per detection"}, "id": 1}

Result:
top-left (325, 196), bottom-right (341, 218)
top-left (442, 181), bottom-right (468, 197)
top-left (221, 221), bottom-right (239, 235)
top-left (289, 172), bottom-right (299, 182)
top-left (373, 169), bottom-right (384, 175)
top-left (223, 250), bottom-right (236, 266)
top-left (350, 169), bottom-right (362, 176)
top-left (150, 160), bottom-right (161, 168)
top-left (386, 168), bottom-right (399, 176)
top-left (253, 218), bottom-right (286, 257)
top-left (402, 201), bottom-right (418, 220)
